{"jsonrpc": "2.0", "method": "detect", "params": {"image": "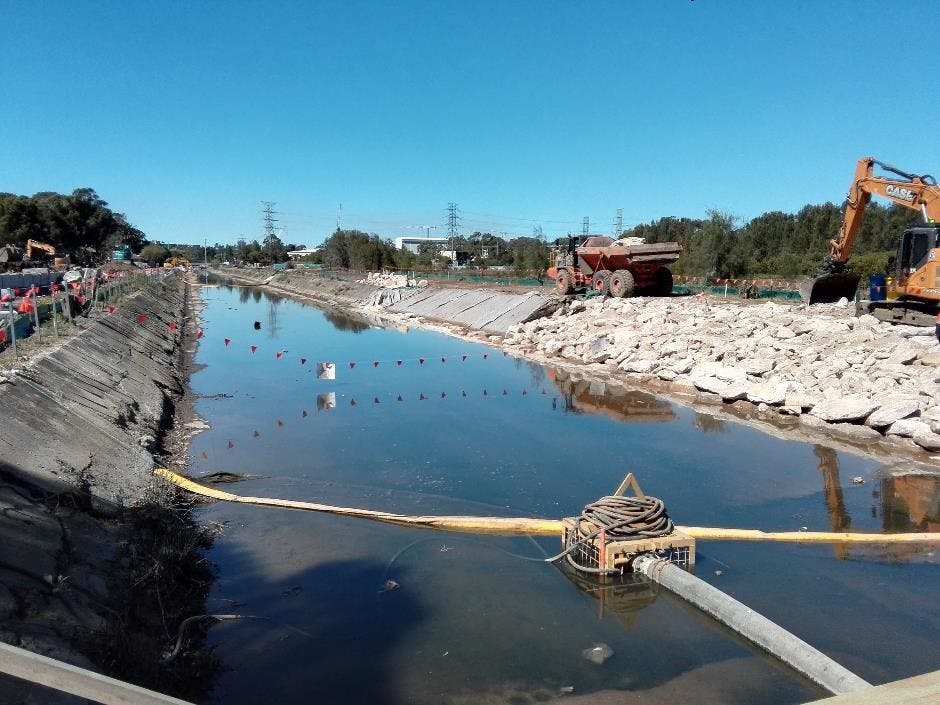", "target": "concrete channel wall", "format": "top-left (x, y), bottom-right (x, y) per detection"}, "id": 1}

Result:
top-left (214, 268), bottom-right (560, 334)
top-left (0, 277), bottom-right (195, 705)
